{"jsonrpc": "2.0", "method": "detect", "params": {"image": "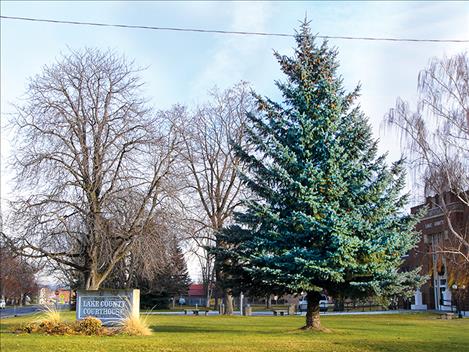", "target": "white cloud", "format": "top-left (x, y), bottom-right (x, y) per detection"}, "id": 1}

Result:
top-left (190, 2), bottom-right (275, 98)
